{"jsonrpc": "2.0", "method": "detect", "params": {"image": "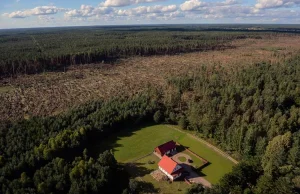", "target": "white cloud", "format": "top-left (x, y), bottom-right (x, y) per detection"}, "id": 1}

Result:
top-left (255, 0), bottom-right (300, 9)
top-left (181, 2), bottom-right (300, 22)
top-left (2, 0), bottom-right (300, 26)
top-left (180, 0), bottom-right (208, 11)
top-left (117, 5), bottom-right (177, 16)
top-left (102, 0), bottom-right (166, 7)
top-left (180, 0), bottom-right (240, 11)
top-left (3, 6), bottom-right (68, 18)
top-left (217, 0), bottom-right (240, 6)
top-left (65, 5), bottom-right (113, 18)
top-left (64, 4), bottom-right (178, 20)
top-left (2, 11), bottom-right (27, 18)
